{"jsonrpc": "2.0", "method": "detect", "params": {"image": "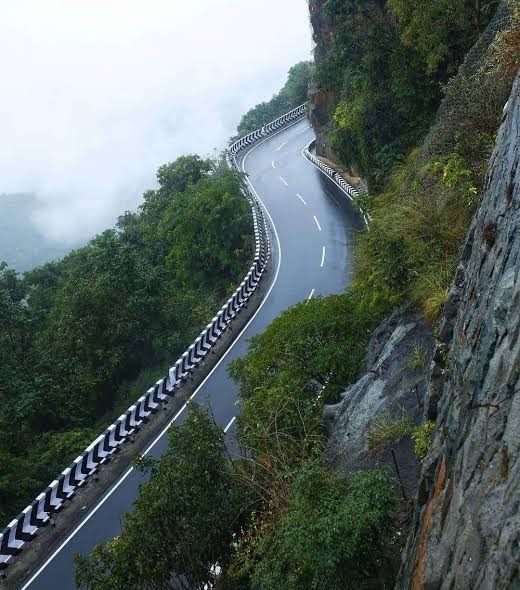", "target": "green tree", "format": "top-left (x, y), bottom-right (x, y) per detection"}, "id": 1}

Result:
top-left (75, 405), bottom-right (248, 590)
top-left (317, 0), bottom-right (441, 189)
top-left (229, 292), bottom-right (385, 459)
top-left (234, 61), bottom-right (311, 138)
top-left (388, 0), bottom-right (496, 75)
top-left (159, 168), bottom-right (252, 293)
top-left (156, 154), bottom-right (212, 197)
top-left (0, 153), bottom-right (254, 527)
